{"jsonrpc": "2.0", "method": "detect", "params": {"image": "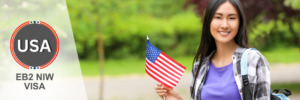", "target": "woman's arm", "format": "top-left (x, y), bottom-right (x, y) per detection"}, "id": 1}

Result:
top-left (249, 50), bottom-right (271, 100)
